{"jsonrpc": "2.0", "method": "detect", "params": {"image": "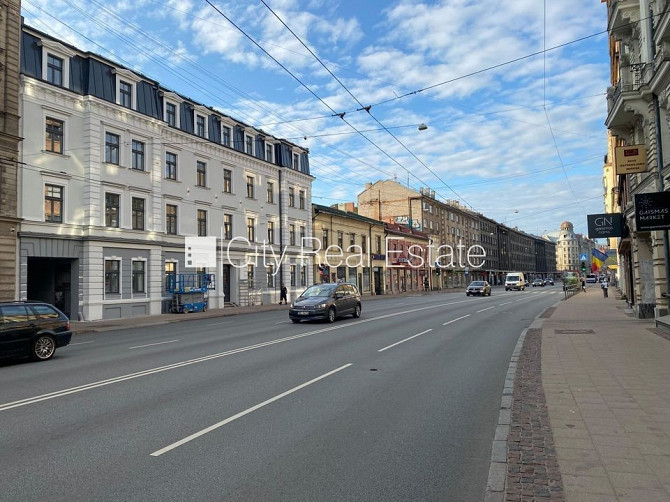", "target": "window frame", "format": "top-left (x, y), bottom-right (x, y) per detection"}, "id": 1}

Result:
top-left (104, 259), bottom-right (121, 295)
top-left (247, 217), bottom-right (255, 242)
top-left (166, 204), bottom-right (178, 235)
top-left (105, 192), bottom-right (120, 228)
top-left (46, 53), bottom-right (63, 86)
top-left (44, 184), bottom-right (63, 223)
top-left (246, 176), bottom-right (255, 199)
top-left (266, 144), bottom-right (273, 163)
top-left (119, 80), bottom-right (132, 108)
top-left (196, 115), bottom-right (206, 138)
top-left (299, 190), bottom-right (305, 209)
top-left (223, 169), bottom-right (232, 193)
top-left (267, 221), bottom-right (275, 244)
top-left (223, 213), bottom-right (232, 240)
top-left (289, 224), bottom-right (296, 246)
top-left (166, 102), bottom-right (176, 127)
top-left (131, 197), bottom-right (145, 231)
top-left (197, 209), bottom-right (207, 237)
top-left (266, 181), bottom-right (274, 203)
top-left (105, 132), bottom-right (120, 165)
top-left (222, 126), bottom-right (231, 147)
top-left (288, 187), bottom-right (295, 207)
top-left (45, 117), bottom-right (64, 154)
top-left (131, 139), bottom-right (145, 171)
top-left (196, 161), bottom-right (207, 187)
top-left (165, 151), bottom-right (178, 180)
top-left (245, 135), bottom-right (253, 155)
top-left (131, 259), bottom-right (146, 294)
